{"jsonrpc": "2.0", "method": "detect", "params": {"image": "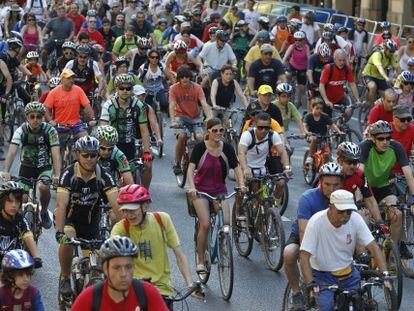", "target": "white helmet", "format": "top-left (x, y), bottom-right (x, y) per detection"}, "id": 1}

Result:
top-left (276, 83), bottom-right (293, 94)
top-left (289, 18), bottom-right (302, 28)
top-left (174, 40), bottom-right (188, 51)
top-left (293, 31), bottom-right (306, 40)
top-left (319, 162), bottom-right (344, 178)
top-left (318, 42), bottom-right (332, 58)
top-left (26, 51), bottom-right (39, 59)
top-left (62, 41), bottom-right (76, 50)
